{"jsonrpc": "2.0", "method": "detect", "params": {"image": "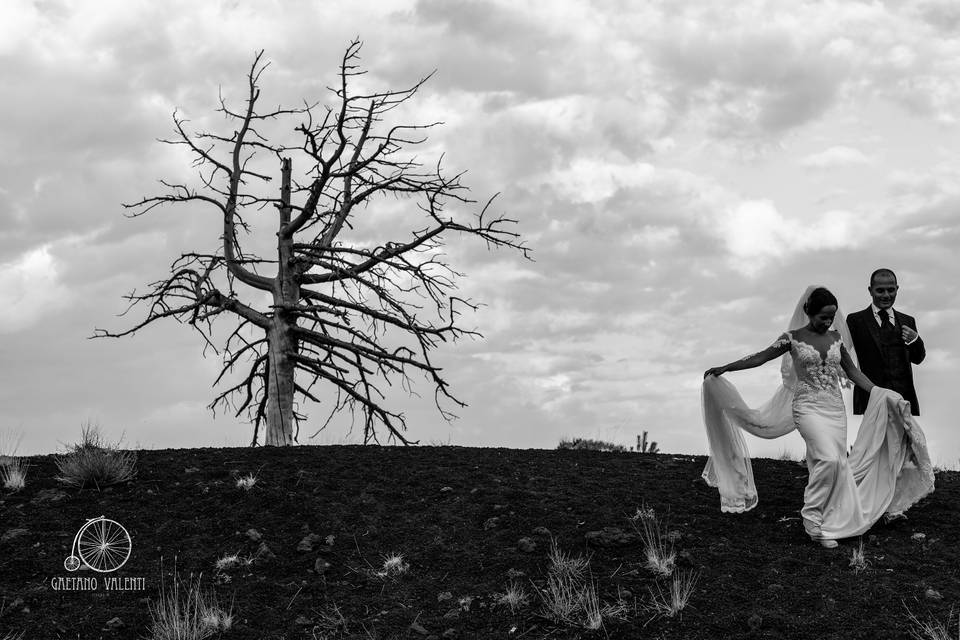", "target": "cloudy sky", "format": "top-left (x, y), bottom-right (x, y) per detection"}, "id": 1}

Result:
top-left (1, 0), bottom-right (958, 464)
